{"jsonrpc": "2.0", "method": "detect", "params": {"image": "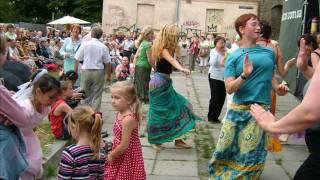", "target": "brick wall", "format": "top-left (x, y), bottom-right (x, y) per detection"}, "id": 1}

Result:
top-left (259, 0), bottom-right (283, 39)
